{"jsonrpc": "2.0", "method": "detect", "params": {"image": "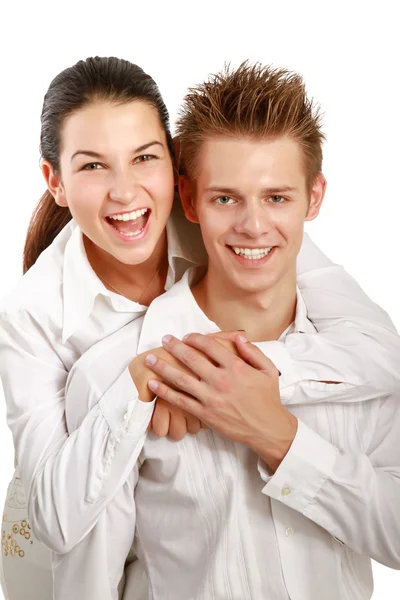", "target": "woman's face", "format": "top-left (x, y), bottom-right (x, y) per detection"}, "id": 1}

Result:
top-left (46, 100), bottom-right (175, 266)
